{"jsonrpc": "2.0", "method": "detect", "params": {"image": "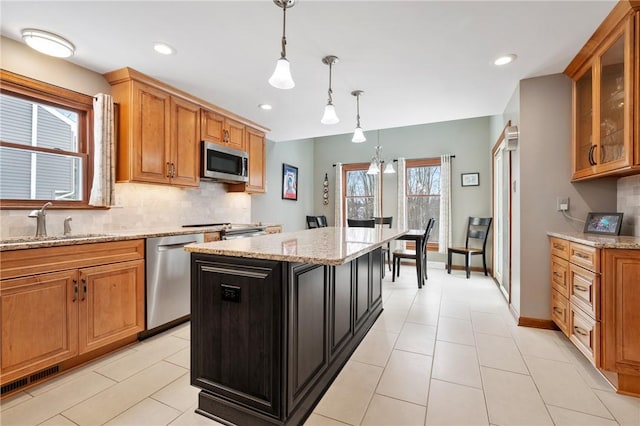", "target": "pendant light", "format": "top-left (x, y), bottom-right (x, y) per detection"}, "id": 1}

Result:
top-left (268, 0), bottom-right (295, 90)
top-left (320, 55), bottom-right (339, 125)
top-left (351, 90), bottom-right (366, 143)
